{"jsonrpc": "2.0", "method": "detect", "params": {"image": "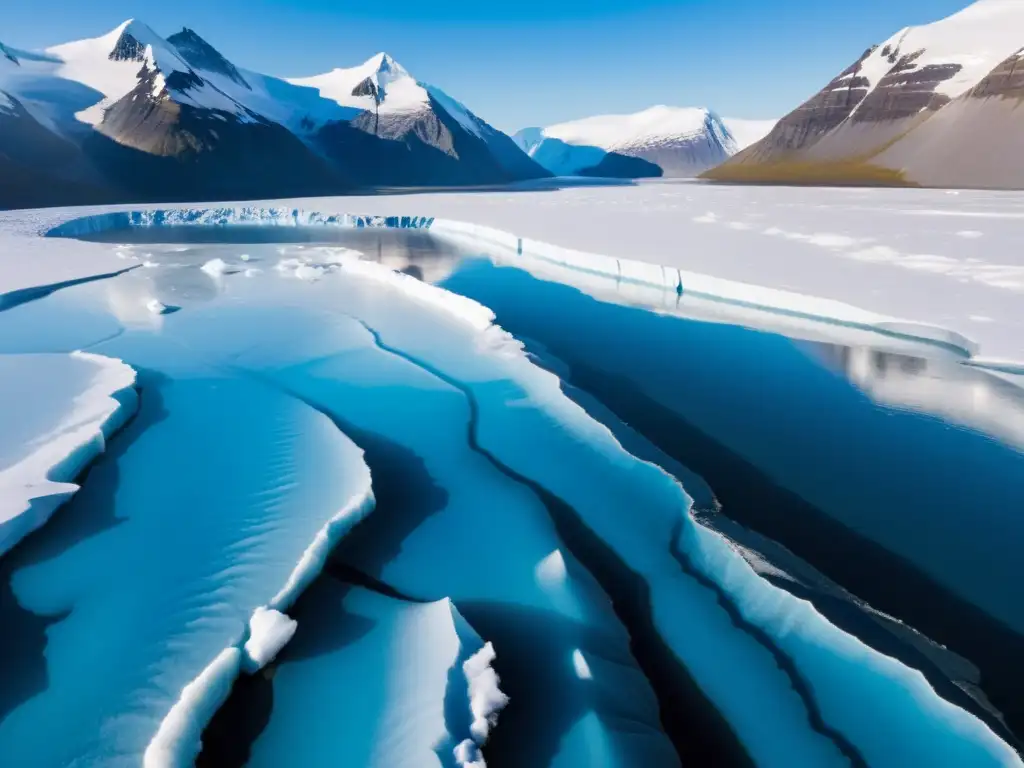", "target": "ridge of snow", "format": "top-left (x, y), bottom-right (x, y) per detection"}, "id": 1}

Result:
top-left (145, 453), bottom-right (375, 768)
top-left (850, 0), bottom-right (1024, 111)
top-left (540, 105), bottom-right (727, 152)
top-left (44, 19), bottom-right (197, 125)
top-left (1, 25), bottom-right (497, 142)
top-left (287, 52), bottom-right (487, 138)
top-left (287, 52), bottom-right (428, 115)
